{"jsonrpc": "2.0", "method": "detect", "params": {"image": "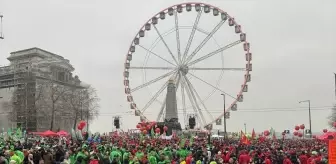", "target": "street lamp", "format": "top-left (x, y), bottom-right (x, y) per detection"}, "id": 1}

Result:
top-left (221, 93), bottom-right (227, 139)
top-left (244, 123), bottom-right (247, 134)
top-left (299, 100), bottom-right (311, 136)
